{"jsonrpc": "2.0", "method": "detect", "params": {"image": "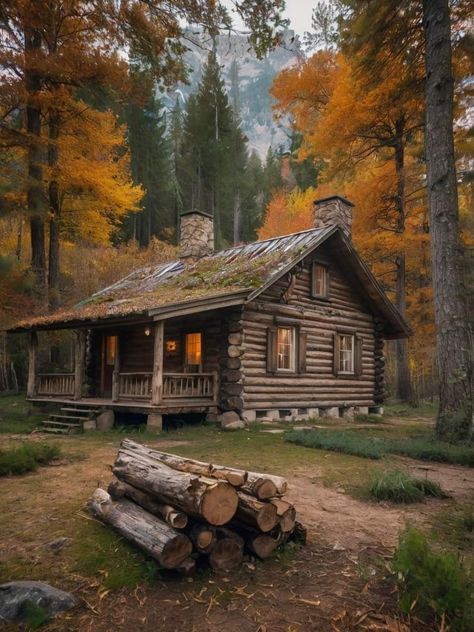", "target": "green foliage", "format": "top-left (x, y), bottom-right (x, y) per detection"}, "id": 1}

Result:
top-left (0, 394), bottom-right (44, 433)
top-left (20, 602), bottom-right (50, 630)
top-left (285, 429), bottom-right (385, 459)
top-left (369, 469), bottom-right (447, 503)
top-left (354, 413), bottom-right (384, 423)
top-left (436, 409), bottom-right (472, 443)
top-left (392, 527), bottom-right (473, 631)
top-left (0, 442), bottom-right (61, 476)
top-left (285, 429), bottom-right (474, 466)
